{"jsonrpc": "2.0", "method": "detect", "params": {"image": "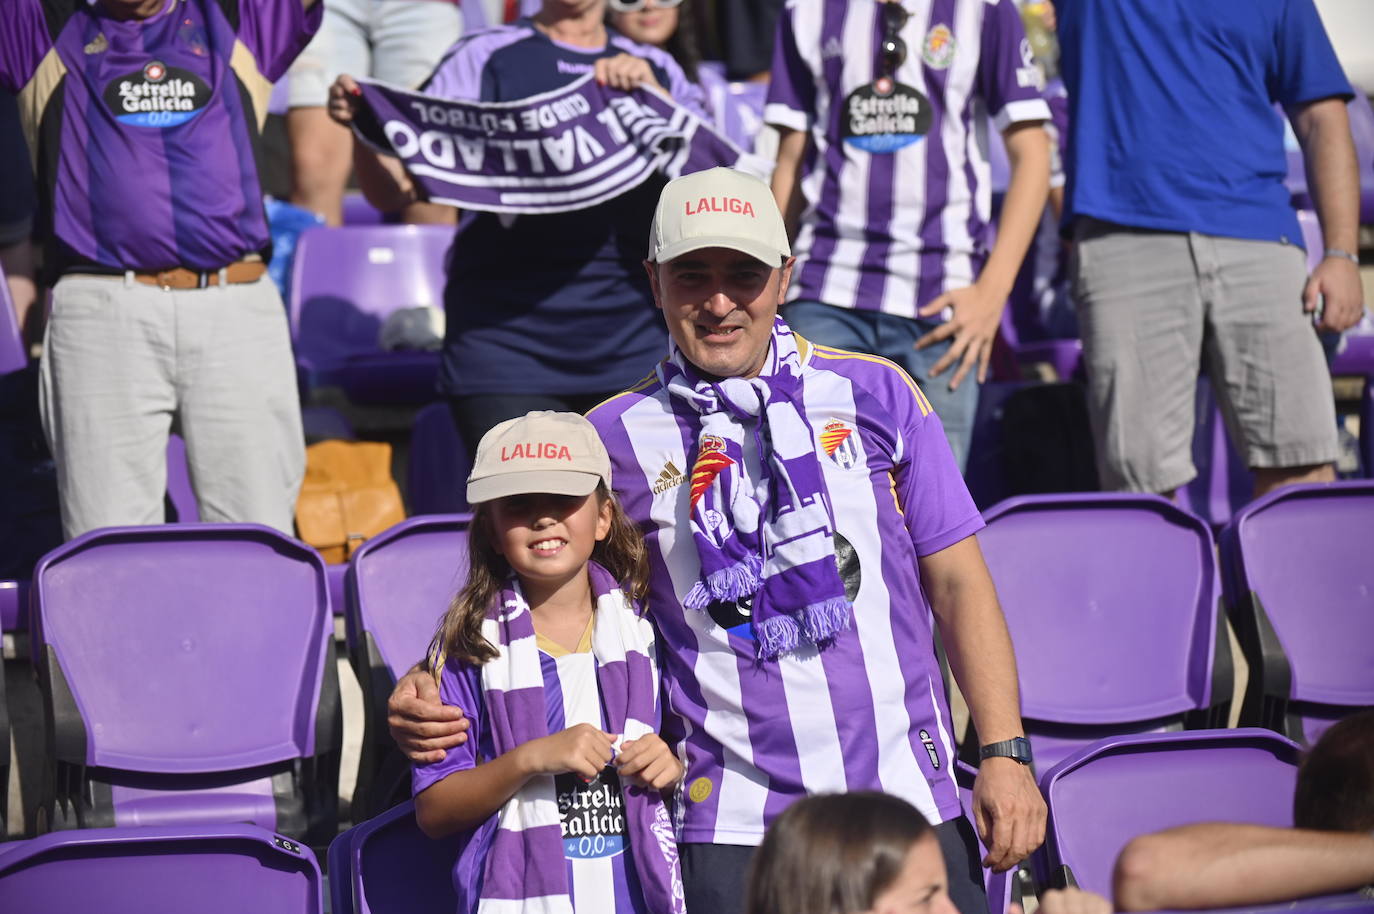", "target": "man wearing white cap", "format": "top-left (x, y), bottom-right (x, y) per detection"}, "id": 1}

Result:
top-left (390, 167), bottom-right (1043, 914)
